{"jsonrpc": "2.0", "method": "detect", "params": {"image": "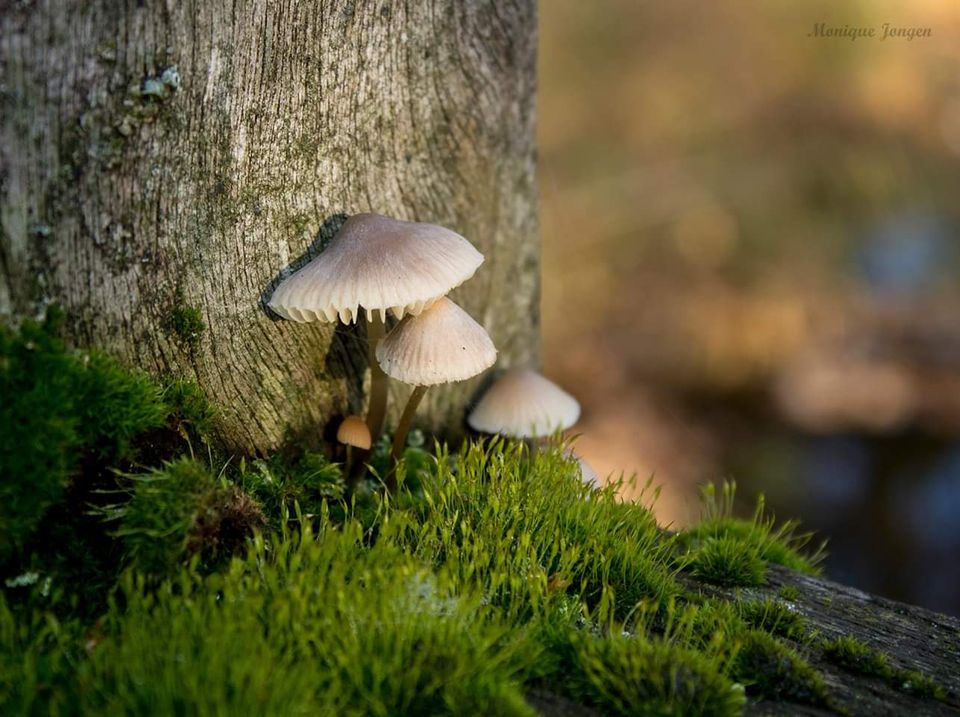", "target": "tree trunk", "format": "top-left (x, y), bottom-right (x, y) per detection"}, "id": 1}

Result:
top-left (0, 0), bottom-right (539, 455)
